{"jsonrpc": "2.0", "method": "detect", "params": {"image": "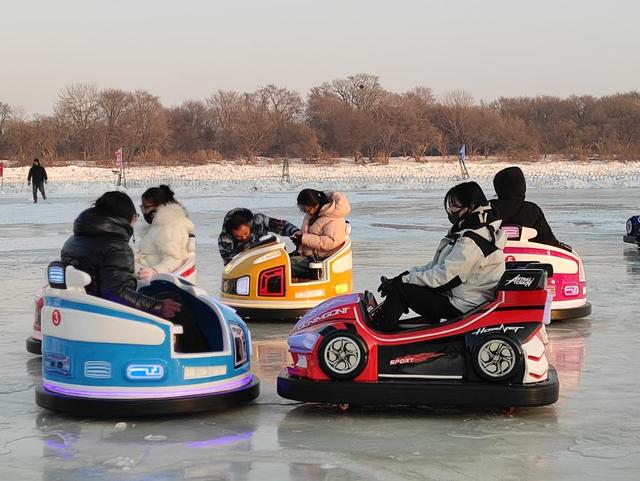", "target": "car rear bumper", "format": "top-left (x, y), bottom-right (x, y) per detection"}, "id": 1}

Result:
top-left (26, 336), bottom-right (42, 355)
top-left (277, 369), bottom-right (559, 407)
top-left (231, 306), bottom-right (310, 322)
top-left (551, 302), bottom-right (591, 321)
